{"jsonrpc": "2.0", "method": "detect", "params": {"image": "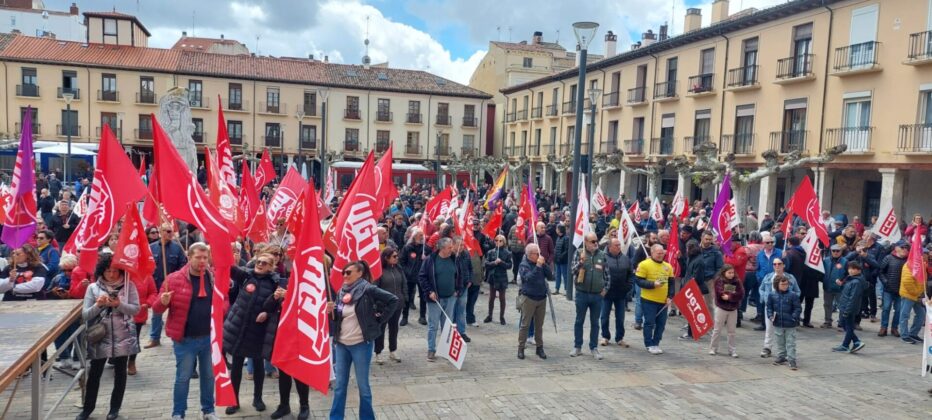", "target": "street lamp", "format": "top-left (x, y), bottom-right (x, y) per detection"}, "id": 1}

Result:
top-left (117, 111), bottom-right (125, 147)
top-left (567, 20), bottom-right (598, 302)
top-left (62, 92), bottom-right (74, 183)
top-left (296, 109), bottom-right (305, 179)
top-left (434, 127), bottom-right (445, 188)
top-left (318, 87), bottom-right (330, 187)
top-left (585, 87), bottom-right (601, 195)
